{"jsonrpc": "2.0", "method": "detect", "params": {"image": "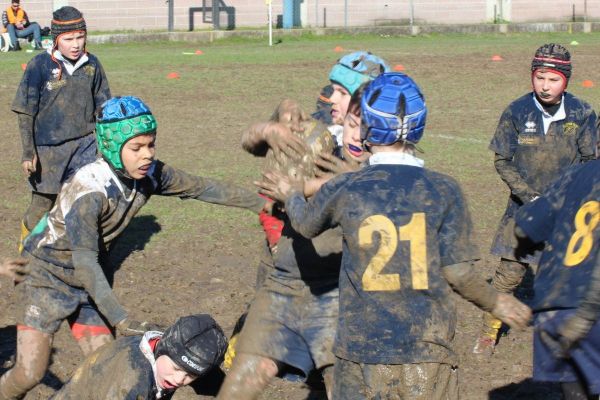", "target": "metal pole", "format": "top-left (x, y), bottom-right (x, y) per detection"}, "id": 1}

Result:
top-left (344, 0), bottom-right (348, 28)
top-left (494, 5), bottom-right (497, 23)
top-left (572, 4), bottom-right (575, 22)
top-left (315, 0), bottom-right (318, 27)
top-left (409, 0), bottom-right (414, 26)
top-left (584, 0), bottom-right (588, 22)
top-left (213, 0), bottom-right (220, 29)
top-left (168, 0), bottom-right (174, 32)
top-left (268, 0), bottom-right (273, 46)
top-left (323, 7), bottom-right (327, 28)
